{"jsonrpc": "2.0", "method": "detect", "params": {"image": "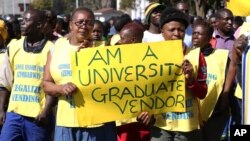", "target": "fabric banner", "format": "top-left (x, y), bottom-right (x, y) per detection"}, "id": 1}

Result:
top-left (226, 0), bottom-right (250, 16)
top-left (242, 46), bottom-right (250, 124)
top-left (71, 40), bottom-right (186, 126)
